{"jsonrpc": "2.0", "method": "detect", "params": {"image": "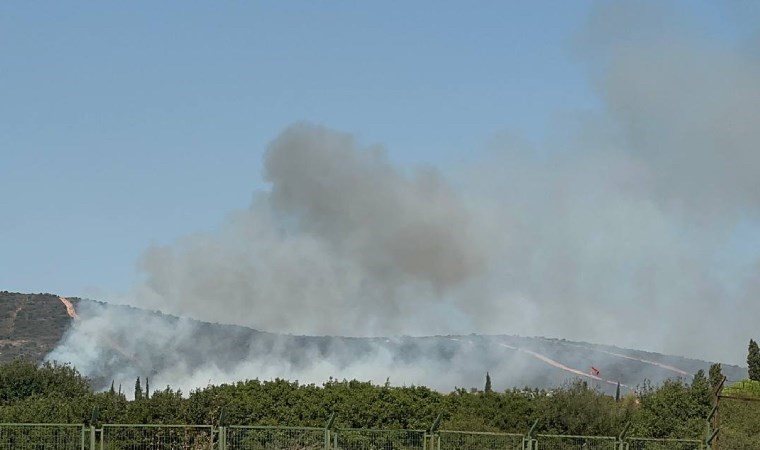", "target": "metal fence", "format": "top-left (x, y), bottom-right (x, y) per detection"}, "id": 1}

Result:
top-left (0, 423), bottom-right (86, 450)
top-left (225, 426), bottom-right (325, 450)
top-left (626, 437), bottom-right (704, 450)
top-left (336, 428), bottom-right (426, 450)
top-left (0, 424), bottom-right (712, 450)
top-left (533, 435), bottom-right (617, 450)
top-left (438, 430), bottom-right (524, 450)
top-left (100, 424), bottom-right (215, 450)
